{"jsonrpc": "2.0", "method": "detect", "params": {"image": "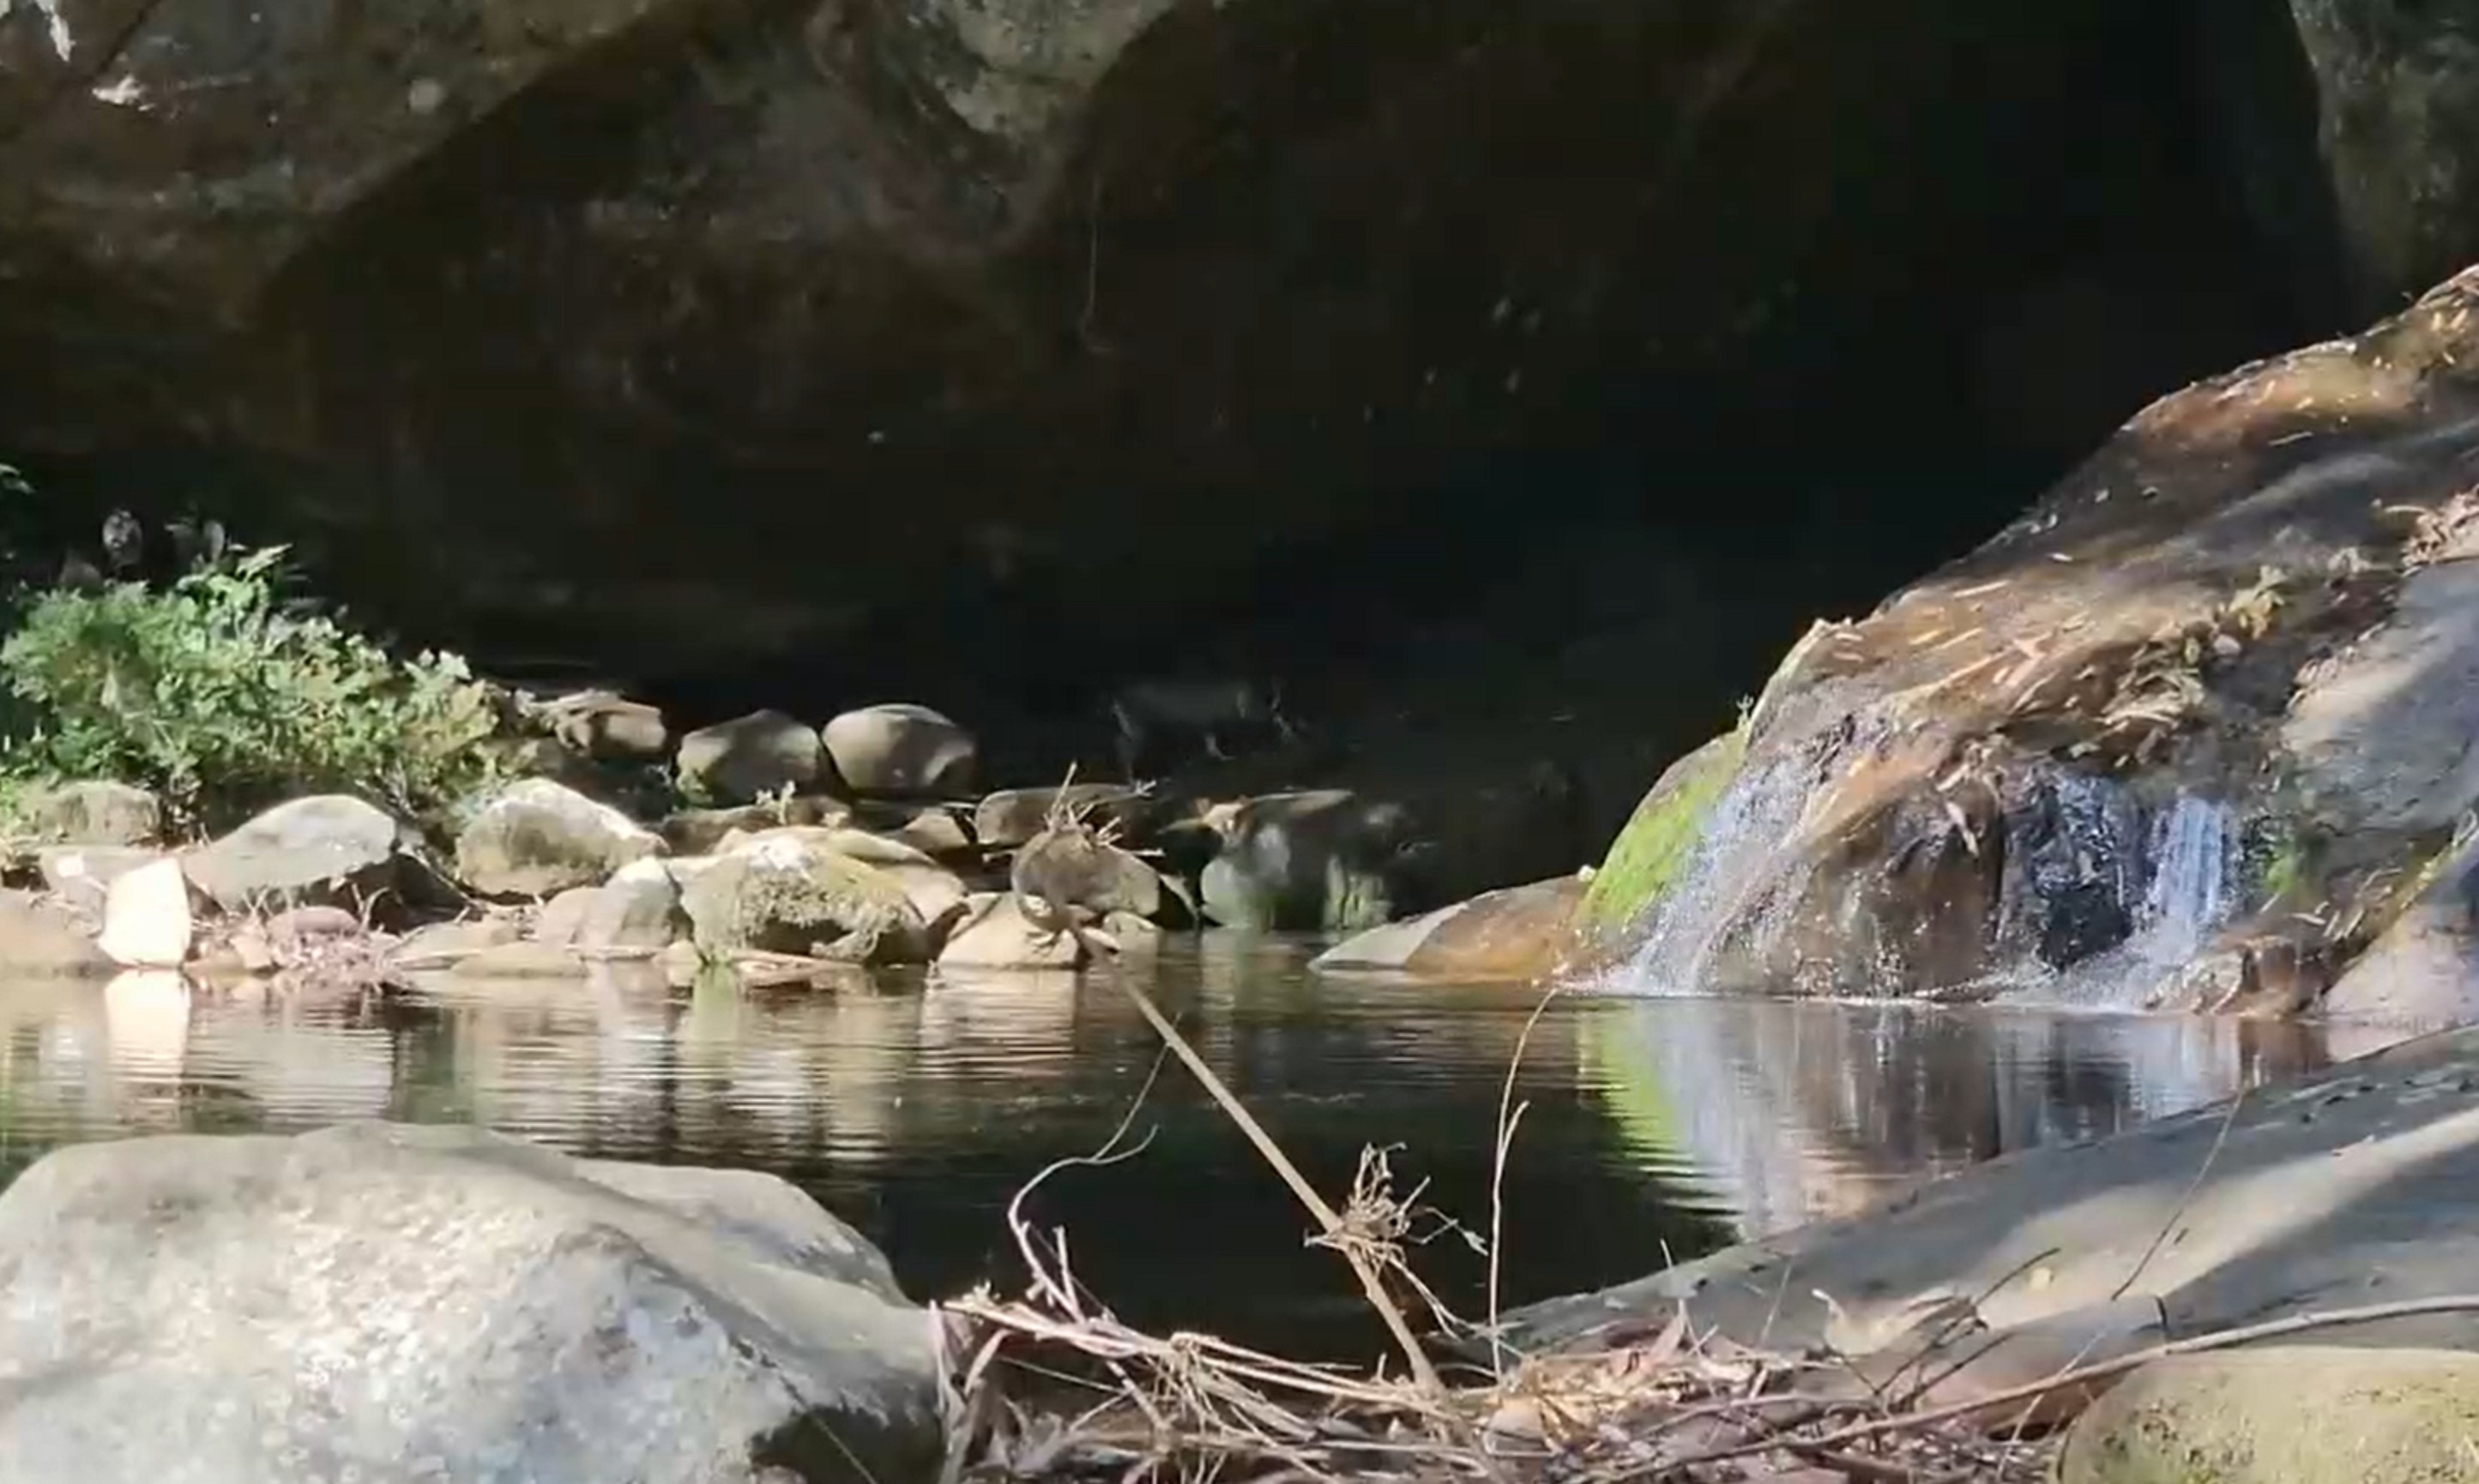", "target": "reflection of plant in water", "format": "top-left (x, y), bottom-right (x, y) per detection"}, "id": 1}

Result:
top-left (1575, 1007), bottom-right (1682, 1170)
